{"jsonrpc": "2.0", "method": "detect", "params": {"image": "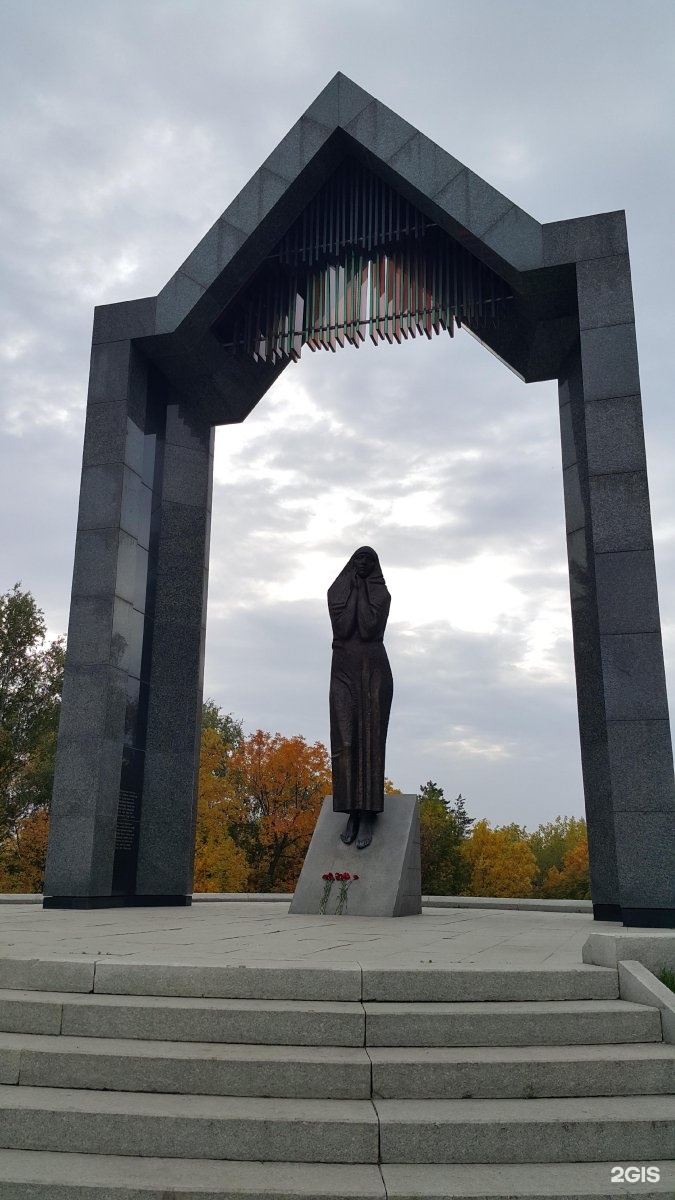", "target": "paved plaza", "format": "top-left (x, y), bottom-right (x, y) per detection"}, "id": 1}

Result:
top-left (0, 901), bottom-right (605, 970)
